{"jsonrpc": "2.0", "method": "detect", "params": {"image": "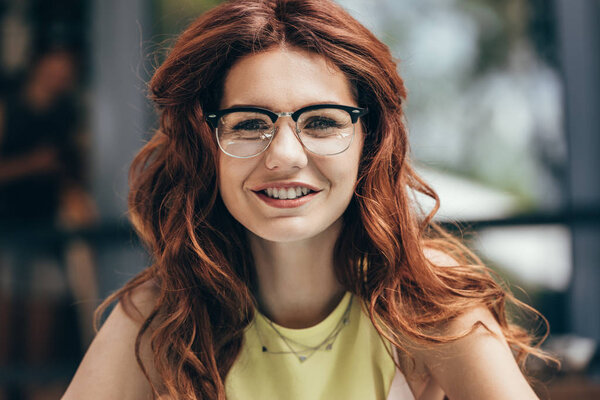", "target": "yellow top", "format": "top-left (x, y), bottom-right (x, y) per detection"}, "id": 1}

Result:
top-left (225, 292), bottom-right (409, 400)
